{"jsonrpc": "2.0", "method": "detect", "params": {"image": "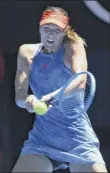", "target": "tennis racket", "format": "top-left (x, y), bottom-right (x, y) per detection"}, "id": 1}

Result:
top-left (47, 71), bottom-right (96, 114)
